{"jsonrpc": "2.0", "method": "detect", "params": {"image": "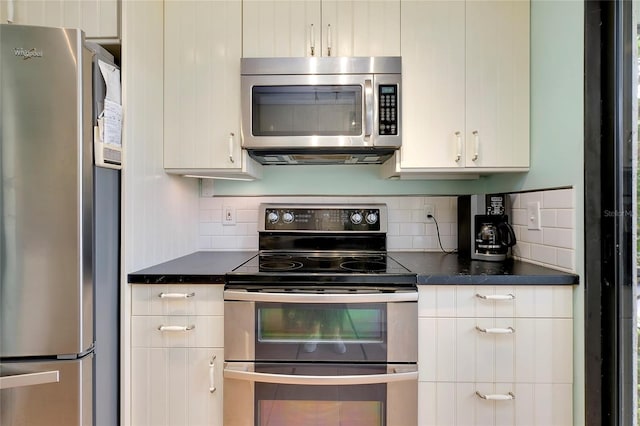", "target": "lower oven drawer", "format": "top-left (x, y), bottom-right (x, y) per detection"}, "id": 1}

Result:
top-left (223, 362), bottom-right (418, 426)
